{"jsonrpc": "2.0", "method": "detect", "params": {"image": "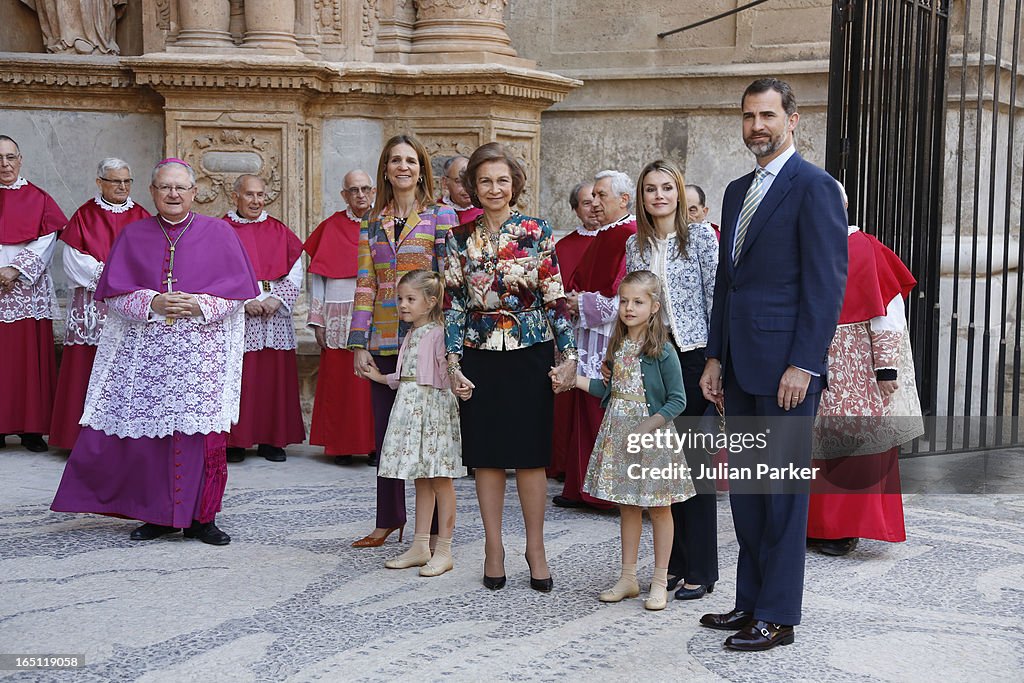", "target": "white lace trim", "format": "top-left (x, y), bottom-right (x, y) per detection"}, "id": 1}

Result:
top-left (596, 213), bottom-right (635, 232)
top-left (81, 291), bottom-right (246, 439)
top-left (227, 210), bottom-right (268, 224)
top-left (575, 225), bottom-right (600, 237)
top-left (345, 208), bottom-right (364, 223)
top-left (0, 177), bottom-right (28, 190)
top-left (92, 194), bottom-right (136, 214)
